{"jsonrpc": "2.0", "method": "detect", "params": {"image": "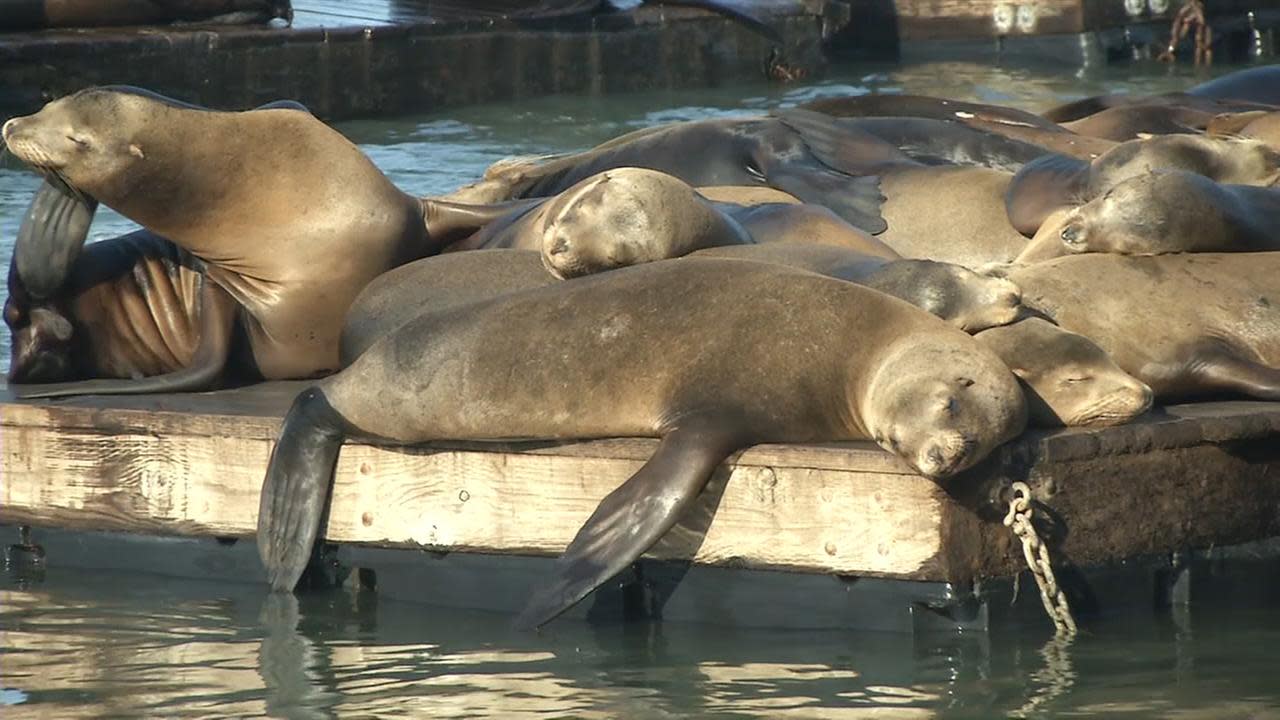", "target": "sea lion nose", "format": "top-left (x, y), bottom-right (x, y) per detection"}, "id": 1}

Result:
top-left (1135, 382), bottom-right (1155, 412)
top-left (547, 236), bottom-right (570, 256)
top-left (1, 117), bottom-right (19, 142)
